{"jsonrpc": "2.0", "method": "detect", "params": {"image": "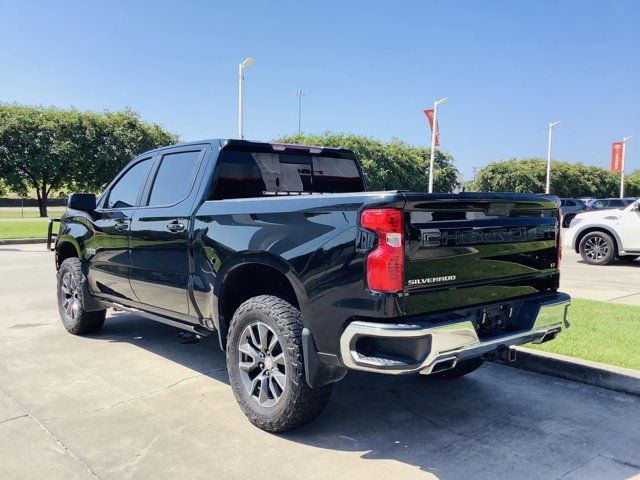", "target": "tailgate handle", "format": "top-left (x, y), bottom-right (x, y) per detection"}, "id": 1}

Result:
top-left (167, 221), bottom-right (185, 233)
top-left (114, 221), bottom-right (129, 232)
